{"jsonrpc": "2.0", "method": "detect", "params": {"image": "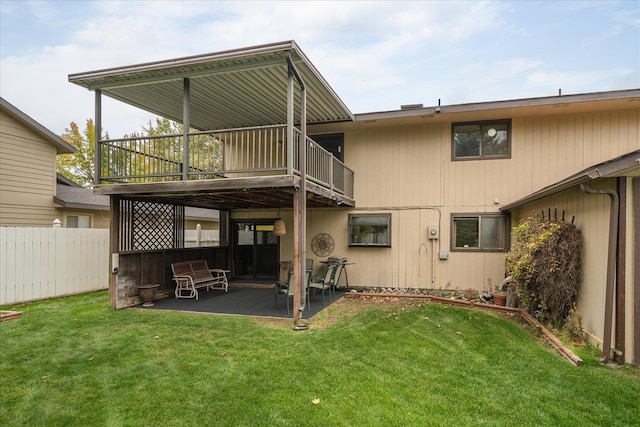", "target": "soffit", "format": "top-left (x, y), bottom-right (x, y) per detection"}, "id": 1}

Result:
top-left (68, 41), bottom-right (353, 131)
